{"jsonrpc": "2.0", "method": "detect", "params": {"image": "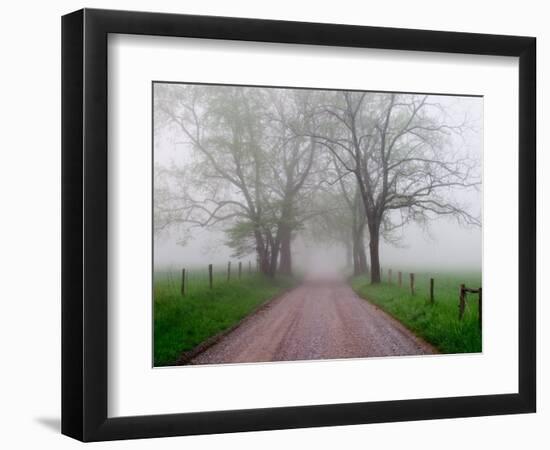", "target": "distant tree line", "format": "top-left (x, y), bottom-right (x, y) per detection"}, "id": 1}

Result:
top-left (154, 84), bottom-right (480, 283)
